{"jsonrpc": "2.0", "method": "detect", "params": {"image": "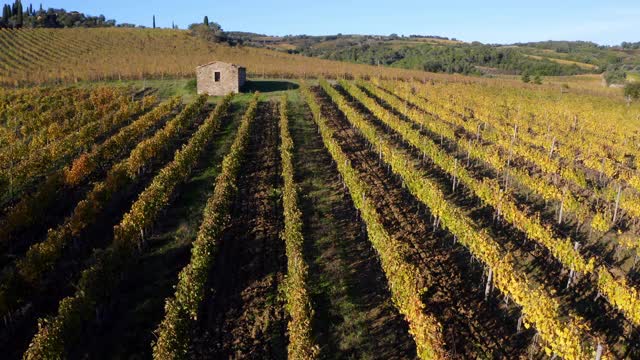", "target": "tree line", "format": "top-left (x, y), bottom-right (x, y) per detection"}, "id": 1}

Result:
top-left (295, 42), bottom-right (588, 77)
top-left (0, 0), bottom-right (116, 28)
